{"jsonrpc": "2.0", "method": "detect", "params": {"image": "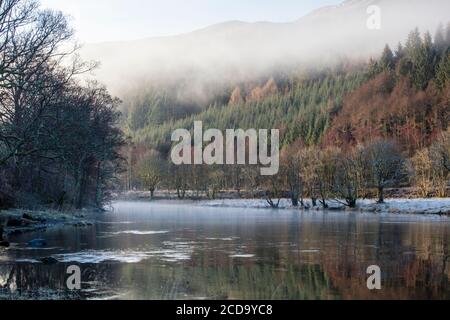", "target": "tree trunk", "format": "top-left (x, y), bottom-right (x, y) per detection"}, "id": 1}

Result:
top-left (74, 156), bottom-right (86, 209)
top-left (300, 197), bottom-right (306, 209)
top-left (290, 188), bottom-right (299, 207)
top-left (347, 198), bottom-right (357, 208)
top-left (266, 198), bottom-right (280, 209)
top-left (377, 187), bottom-right (384, 204)
top-left (150, 189), bottom-right (155, 199)
top-left (0, 226), bottom-right (3, 241)
top-left (320, 198), bottom-right (329, 209)
top-left (95, 162), bottom-right (103, 208)
top-left (76, 172), bottom-right (86, 210)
